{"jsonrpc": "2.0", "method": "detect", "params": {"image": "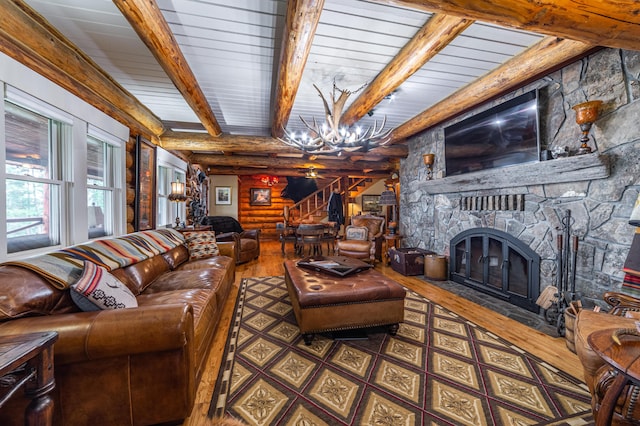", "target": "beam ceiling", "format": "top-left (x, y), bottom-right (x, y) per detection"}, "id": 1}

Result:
top-left (6, 0), bottom-right (639, 177)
